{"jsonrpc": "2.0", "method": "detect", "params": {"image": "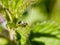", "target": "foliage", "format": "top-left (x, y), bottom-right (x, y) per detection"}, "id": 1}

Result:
top-left (0, 0), bottom-right (60, 45)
